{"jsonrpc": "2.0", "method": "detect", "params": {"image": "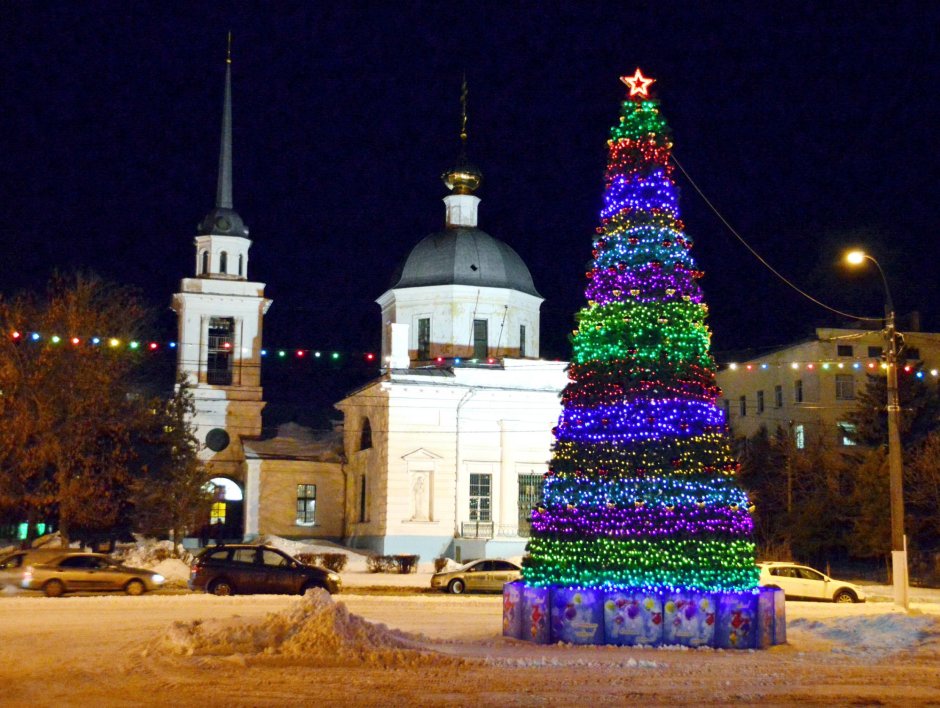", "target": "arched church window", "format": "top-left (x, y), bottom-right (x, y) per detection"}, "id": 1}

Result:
top-left (220, 251), bottom-right (228, 274)
top-left (201, 250), bottom-right (209, 275)
top-left (359, 418), bottom-right (372, 451)
top-left (238, 253), bottom-right (244, 277)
